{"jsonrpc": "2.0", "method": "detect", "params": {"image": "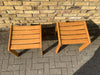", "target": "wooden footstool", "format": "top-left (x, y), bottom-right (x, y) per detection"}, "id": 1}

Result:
top-left (55, 20), bottom-right (91, 53)
top-left (8, 25), bottom-right (43, 57)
